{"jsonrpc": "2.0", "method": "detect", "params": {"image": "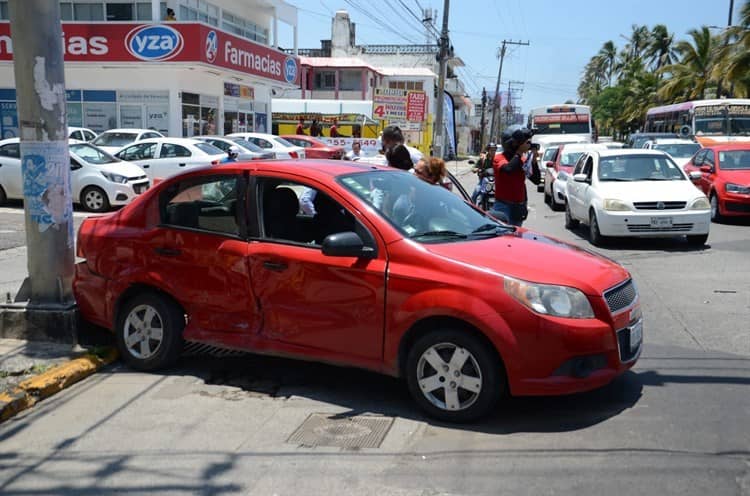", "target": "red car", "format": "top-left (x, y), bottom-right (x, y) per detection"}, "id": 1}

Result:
top-left (683, 143), bottom-right (750, 221)
top-left (281, 135), bottom-right (345, 159)
top-left (74, 161), bottom-right (641, 422)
